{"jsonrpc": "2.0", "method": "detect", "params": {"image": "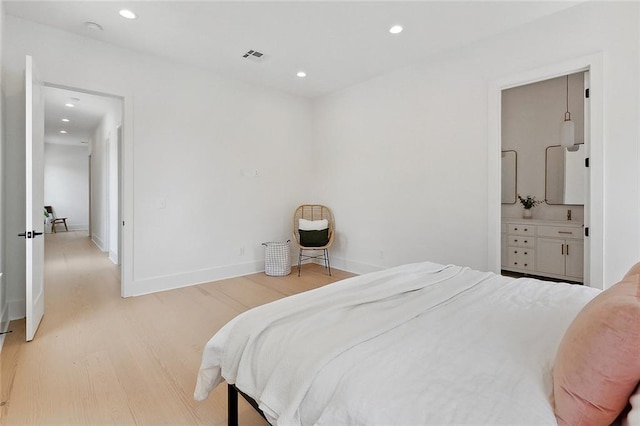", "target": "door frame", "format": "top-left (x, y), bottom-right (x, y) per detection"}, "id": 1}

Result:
top-left (488, 53), bottom-right (604, 289)
top-left (42, 81), bottom-right (132, 297)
